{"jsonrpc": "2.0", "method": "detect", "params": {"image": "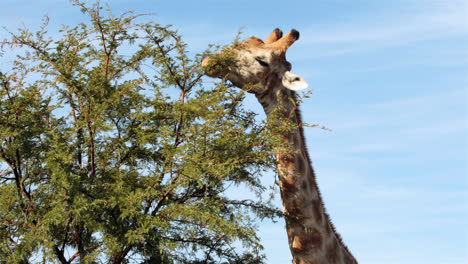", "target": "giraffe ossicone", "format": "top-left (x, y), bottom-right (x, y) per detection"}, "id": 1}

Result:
top-left (203, 28), bottom-right (357, 264)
